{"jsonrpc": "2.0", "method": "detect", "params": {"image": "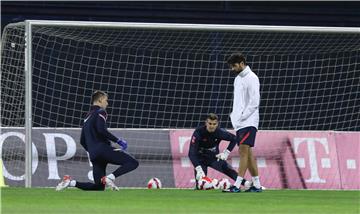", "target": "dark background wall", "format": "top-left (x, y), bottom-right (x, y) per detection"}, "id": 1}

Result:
top-left (1, 1), bottom-right (359, 131)
top-left (2, 1), bottom-right (360, 32)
